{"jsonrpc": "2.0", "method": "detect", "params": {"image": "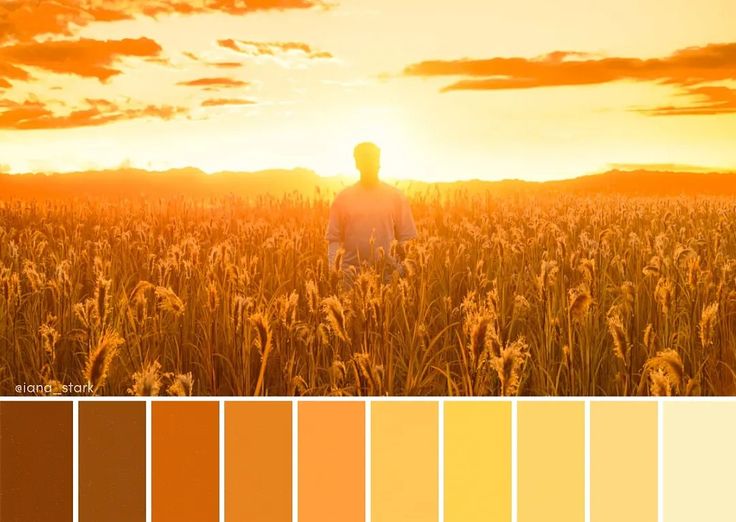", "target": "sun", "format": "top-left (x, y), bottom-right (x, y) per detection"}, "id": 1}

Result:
top-left (336, 105), bottom-right (422, 181)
